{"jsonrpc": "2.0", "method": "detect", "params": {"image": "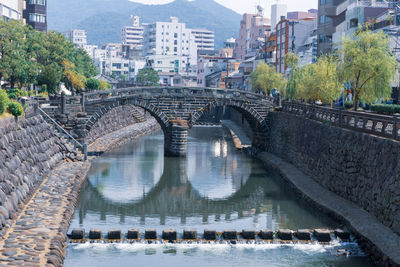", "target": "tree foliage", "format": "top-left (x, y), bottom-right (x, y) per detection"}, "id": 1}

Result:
top-left (0, 22), bottom-right (97, 94)
top-left (137, 68), bottom-right (159, 86)
top-left (99, 81), bottom-right (112, 90)
top-left (340, 29), bottom-right (398, 109)
top-left (85, 78), bottom-right (101, 91)
top-left (250, 63), bottom-right (286, 94)
top-left (0, 90), bottom-right (10, 114)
